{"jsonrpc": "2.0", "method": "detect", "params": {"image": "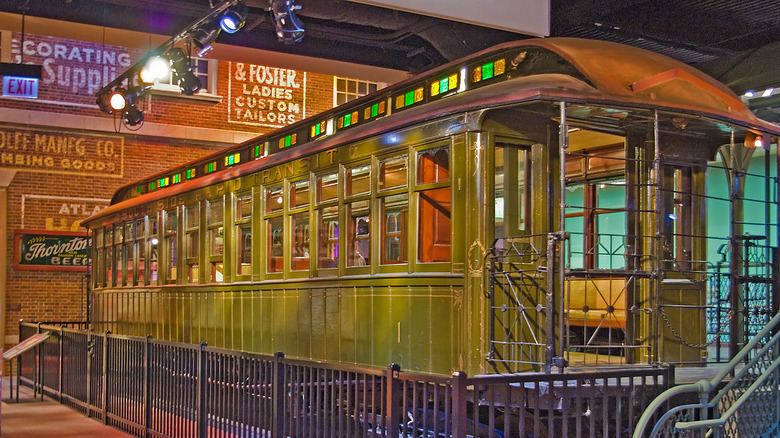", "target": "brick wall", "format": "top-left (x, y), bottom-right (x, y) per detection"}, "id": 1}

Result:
top-left (1, 30), bottom-right (383, 351)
